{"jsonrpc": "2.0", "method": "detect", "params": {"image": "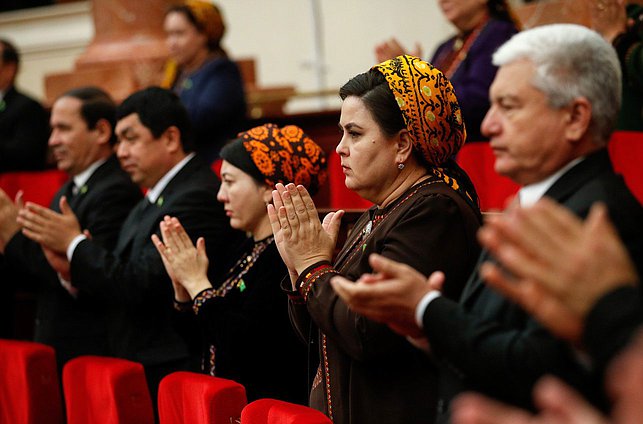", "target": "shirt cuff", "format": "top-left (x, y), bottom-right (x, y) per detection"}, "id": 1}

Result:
top-left (415, 290), bottom-right (442, 329)
top-left (67, 234), bottom-right (87, 261)
top-left (58, 274), bottom-right (79, 298)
